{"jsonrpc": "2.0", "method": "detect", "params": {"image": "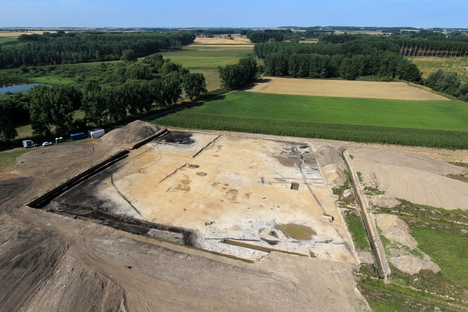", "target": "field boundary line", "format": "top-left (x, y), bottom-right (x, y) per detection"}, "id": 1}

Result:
top-left (343, 150), bottom-right (391, 281)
